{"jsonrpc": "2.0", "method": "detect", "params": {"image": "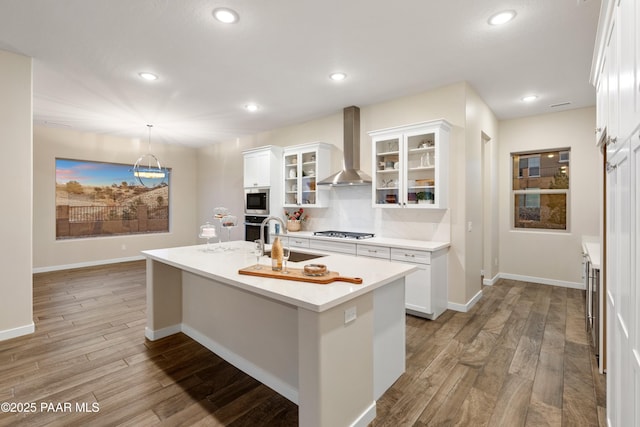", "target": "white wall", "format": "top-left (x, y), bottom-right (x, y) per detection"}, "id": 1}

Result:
top-left (464, 85), bottom-right (500, 301)
top-left (33, 126), bottom-right (199, 270)
top-left (498, 107), bottom-right (599, 286)
top-left (0, 49), bottom-right (33, 340)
